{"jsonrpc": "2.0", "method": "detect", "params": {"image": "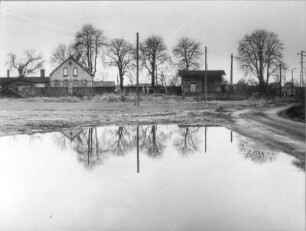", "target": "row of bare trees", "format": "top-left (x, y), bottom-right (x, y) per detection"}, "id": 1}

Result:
top-left (49, 24), bottom-right (204, 89)
top-left (6, 24), bottom-right (204, 88)
top-left (6, 24), bottom-right (286, 94)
